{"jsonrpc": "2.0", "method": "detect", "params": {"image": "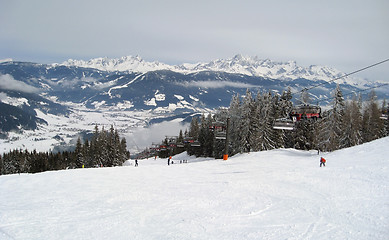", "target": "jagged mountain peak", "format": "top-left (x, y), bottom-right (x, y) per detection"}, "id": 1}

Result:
top-left (61, 55), bottom-right (172, 73)
top-left (58, 54), bottom-right (360, 84)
